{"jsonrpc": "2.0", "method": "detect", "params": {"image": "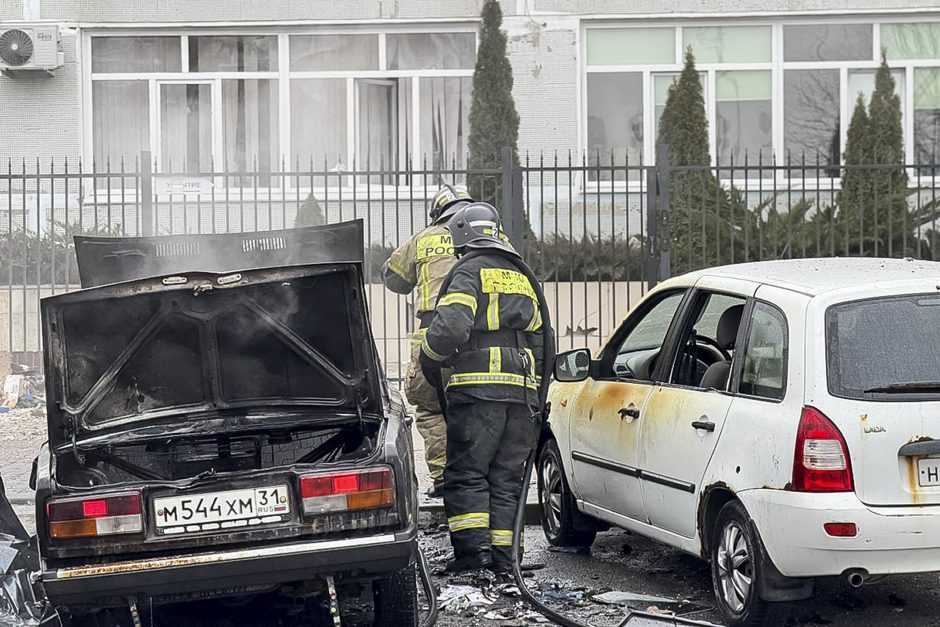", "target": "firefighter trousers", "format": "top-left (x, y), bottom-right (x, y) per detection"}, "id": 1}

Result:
top-left (444, 398), bottom-right (537, 568)
top-left (404, 339), bottom-right (447, 485)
